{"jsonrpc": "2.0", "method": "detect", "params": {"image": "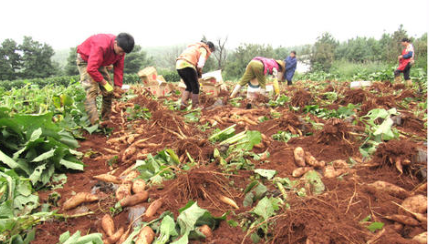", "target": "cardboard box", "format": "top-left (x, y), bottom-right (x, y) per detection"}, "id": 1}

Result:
top-left (138, 66), bottom-right (158, 84)
top-left (146, 82), bottom-right (176, 97)
top-left (200, 80), bottom-right (221, 96)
